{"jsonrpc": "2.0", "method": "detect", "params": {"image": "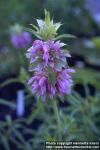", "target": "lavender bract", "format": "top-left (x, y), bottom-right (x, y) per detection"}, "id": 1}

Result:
top-left (28, 73), bottom-right (55, 101)
top-left (26, 40), bottom-right (70, 71)
top-left (56, 69), bottom-right (75, 94)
